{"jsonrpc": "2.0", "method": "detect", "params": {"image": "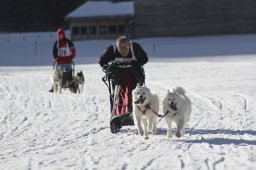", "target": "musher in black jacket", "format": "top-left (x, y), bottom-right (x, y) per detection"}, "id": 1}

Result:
top-left (100, 36), bottom-right (149, 115)
top-left (99, 35), bottom-right (148, 86)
